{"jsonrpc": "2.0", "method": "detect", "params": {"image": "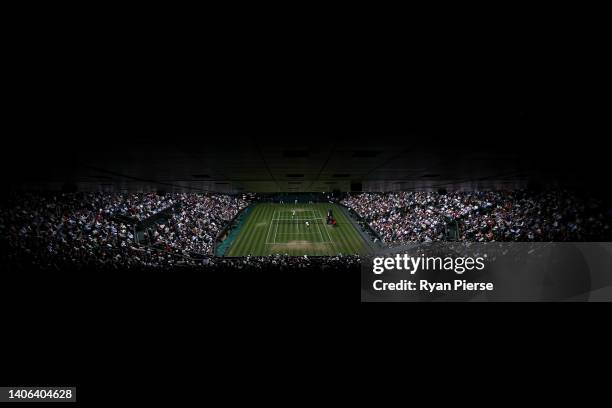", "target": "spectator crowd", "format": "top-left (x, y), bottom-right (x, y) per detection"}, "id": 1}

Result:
top-left (341, 191), bottom-right (611, 243)
top-left (0, 192), bottom-right (359, 271)
top-left (147, 193), bottom-right (250, 256)
top-left (89, 192), bottom-right (178, 221)
top-left (2, 190), bottom-right (610, 271)
top-left (0, 192), bottom-right (248, 270)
